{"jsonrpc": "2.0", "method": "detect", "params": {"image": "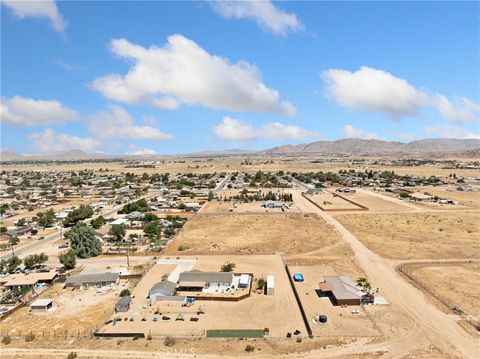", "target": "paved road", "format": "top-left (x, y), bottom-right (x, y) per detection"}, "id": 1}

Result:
top-left (214, 174), bottom-right (232, 192)
top-left (292, 190), bottom-right (478, 358)
top-left (0, 191), bottom-right (160, 261)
